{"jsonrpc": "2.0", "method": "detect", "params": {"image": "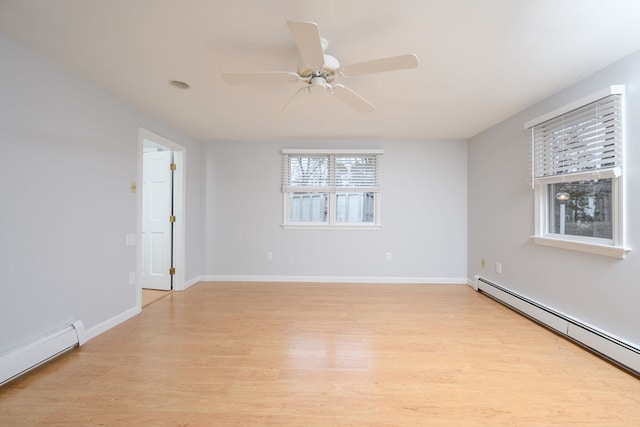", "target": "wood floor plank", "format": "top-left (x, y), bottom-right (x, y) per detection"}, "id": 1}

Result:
top-left (142, 289), bottom-right (172, 307)
top-left (1, 282), bottom-right (638, 426)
